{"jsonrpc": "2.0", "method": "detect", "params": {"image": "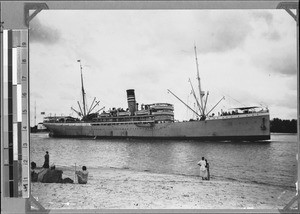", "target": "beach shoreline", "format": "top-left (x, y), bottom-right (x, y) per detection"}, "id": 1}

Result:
top-left (31, 167), bottom-right (297, 210)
